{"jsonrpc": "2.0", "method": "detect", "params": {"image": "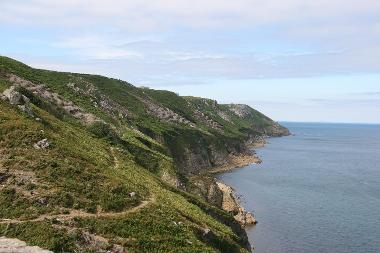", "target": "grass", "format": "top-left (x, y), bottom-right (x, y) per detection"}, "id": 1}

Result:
top-left (0, 56), bottom-right (288, 252)
top-left (0, 97), bottom-right (250, 252)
